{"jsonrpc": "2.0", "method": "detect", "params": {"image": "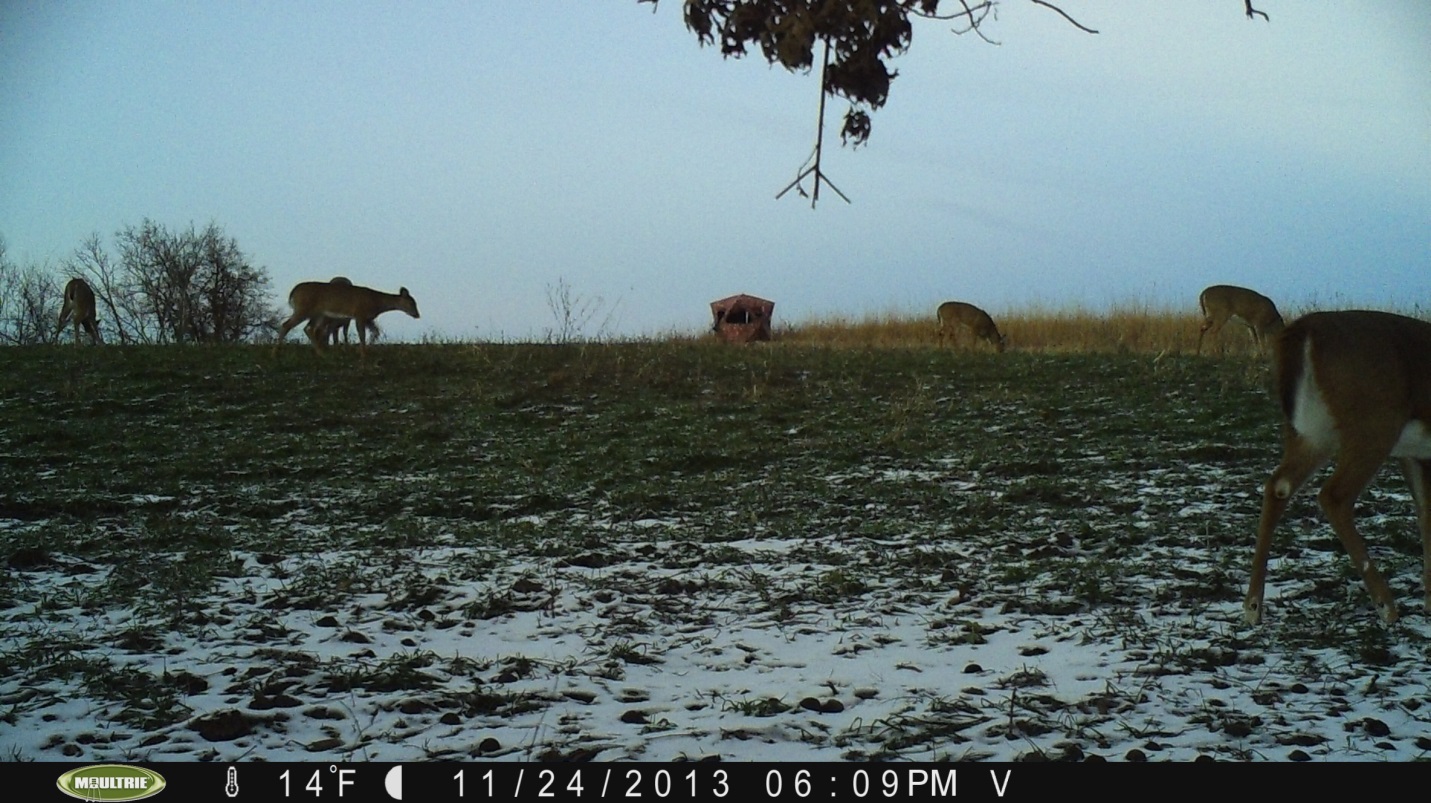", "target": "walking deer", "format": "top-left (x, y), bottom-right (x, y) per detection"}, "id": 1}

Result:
top-left (276, 280), bottom-right (419, 357)
top-left (1245, 310), bottom-right (1431, 624)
